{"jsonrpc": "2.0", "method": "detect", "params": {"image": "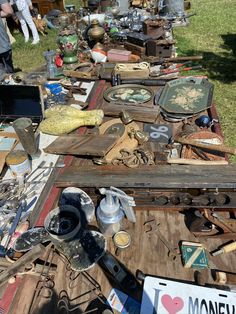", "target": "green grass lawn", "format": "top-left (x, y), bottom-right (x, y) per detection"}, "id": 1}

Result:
top-left (174, 0), bottom-right (236, 162)
top-left (11, 0), bottom-right (236, 161)
top-left (12, 28), bottom-right (58, 72)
